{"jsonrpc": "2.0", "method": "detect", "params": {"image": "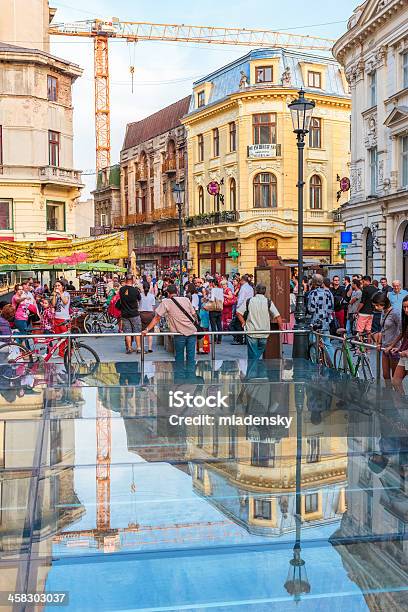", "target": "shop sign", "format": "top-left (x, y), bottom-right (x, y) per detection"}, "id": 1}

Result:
top-left (247, 144), bottom-right (279, 158)
top-left (303, 238), bottom-right (331, 251)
